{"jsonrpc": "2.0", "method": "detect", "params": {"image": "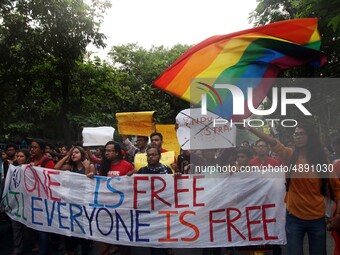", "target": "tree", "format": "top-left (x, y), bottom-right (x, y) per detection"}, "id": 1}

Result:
top-left (249, 0), bottom-right (340, 141)
top-left (108, 43), bottom-right (190, 123)
top-left (0, 0), bottom-right (111, 143)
